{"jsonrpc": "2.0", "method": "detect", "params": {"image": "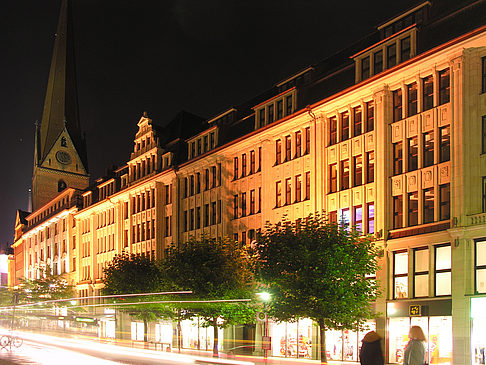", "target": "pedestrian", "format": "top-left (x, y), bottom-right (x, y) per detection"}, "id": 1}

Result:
top-left (403, 325), bottom-right (426, 365)
top-left (359, 331), bottom-right (384, 365)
